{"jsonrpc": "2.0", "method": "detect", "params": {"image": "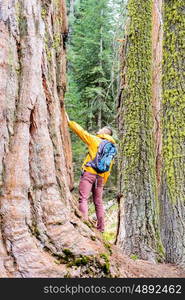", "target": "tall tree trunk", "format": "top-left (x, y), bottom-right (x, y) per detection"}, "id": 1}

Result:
top-left (69, 0), bottom-right (75, 16)
top-left (160, 0), bottom-right (185, 267)
top-left (0, 0), bottom-right (119, 278)
top-left (116, 0), bottom-right (164, 262)
top-left (97, 9), bottom-right (103, 129)
top-left (68, 0), bottom-right (75, 44)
